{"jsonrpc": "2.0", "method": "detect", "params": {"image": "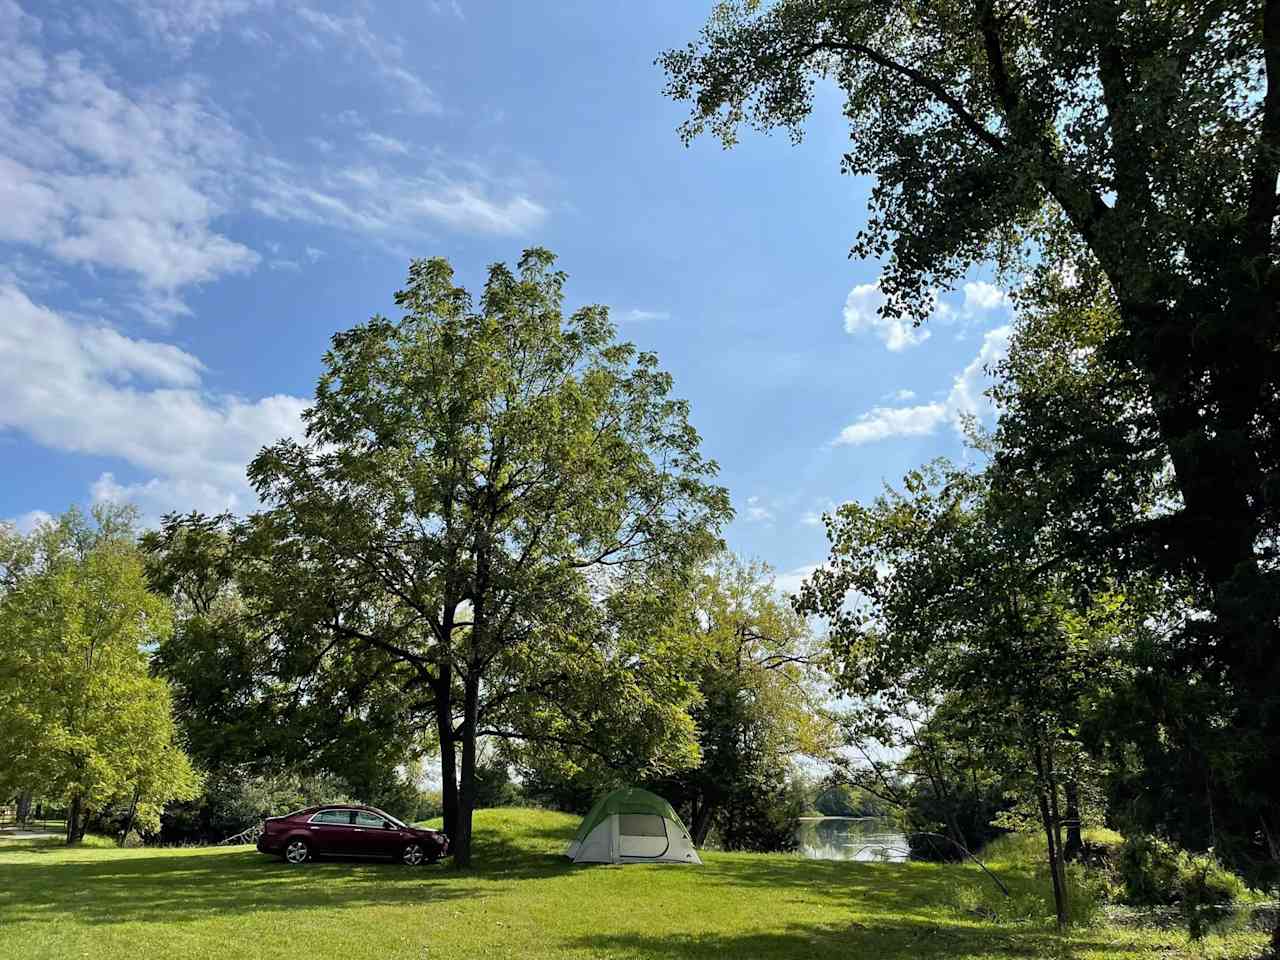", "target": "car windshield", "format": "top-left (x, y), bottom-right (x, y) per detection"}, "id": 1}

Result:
top-left (371, 808), bottom-right (407, 829)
